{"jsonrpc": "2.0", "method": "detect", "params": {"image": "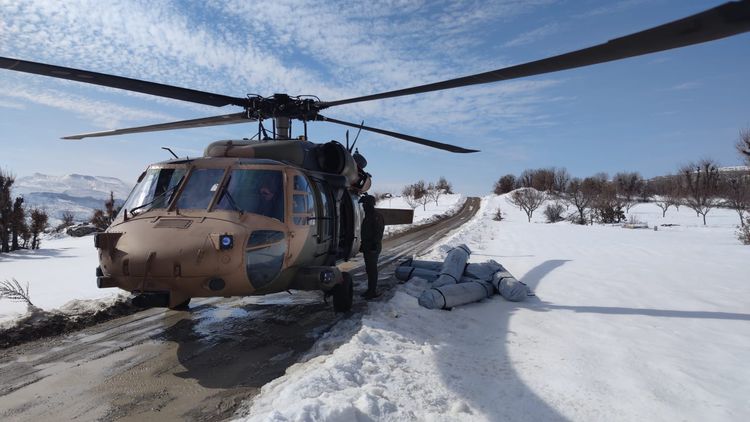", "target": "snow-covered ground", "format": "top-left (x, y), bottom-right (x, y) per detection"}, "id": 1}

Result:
top-left (378, 193), bottom-right (465, 236)
top-left (0, 235), bottom-right (121, 324)
top-left (236, 196), bottom-right (750, 421)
